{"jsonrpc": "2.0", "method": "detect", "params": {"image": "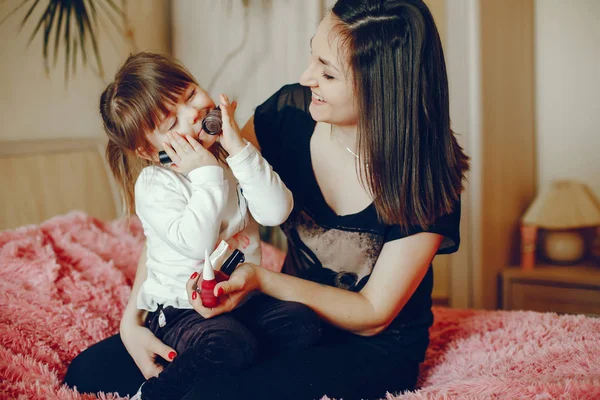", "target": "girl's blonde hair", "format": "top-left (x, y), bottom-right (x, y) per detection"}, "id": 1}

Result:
top-left (100, 52), bottom-right (225, 215)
